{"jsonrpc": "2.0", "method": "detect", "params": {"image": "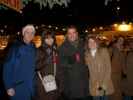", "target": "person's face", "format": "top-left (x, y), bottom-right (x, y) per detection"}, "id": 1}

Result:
top-left (88, 38), bottom-right (97, 50)
top-left (23, 28), bottom-right (34, 44)
top-left (67, 28), bottom-right (78, 42)
top-left (117, 37), bottom-right (124, 45)
top-left (45, 35), bottom-right (54, 46)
